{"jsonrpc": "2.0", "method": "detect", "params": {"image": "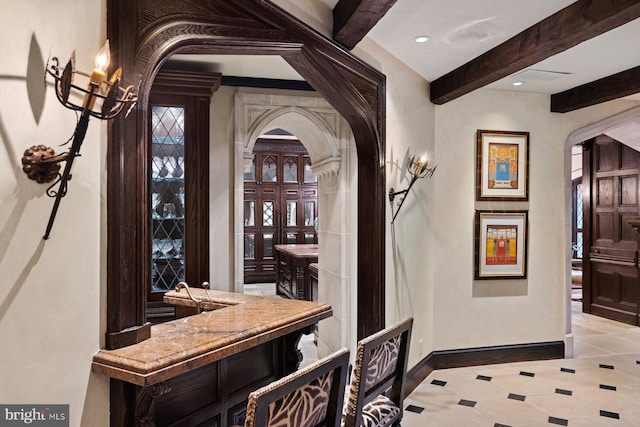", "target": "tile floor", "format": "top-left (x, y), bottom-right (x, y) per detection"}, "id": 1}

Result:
top-left (243, 284), bottom-right (640, 426)
top-left (403, 301), bottom-right (640, 426)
